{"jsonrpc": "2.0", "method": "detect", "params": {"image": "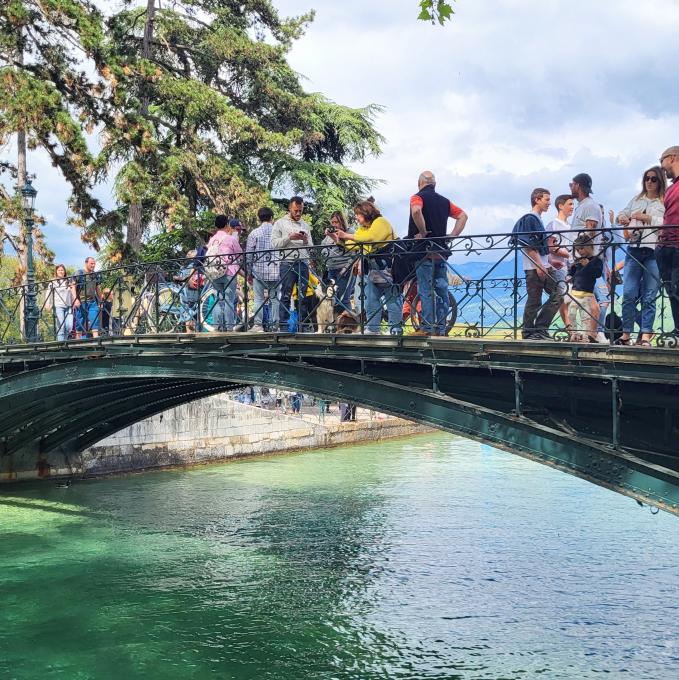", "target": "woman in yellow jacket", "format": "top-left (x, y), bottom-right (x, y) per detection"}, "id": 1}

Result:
top-left (327, 200), bottom-right (403, 335)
